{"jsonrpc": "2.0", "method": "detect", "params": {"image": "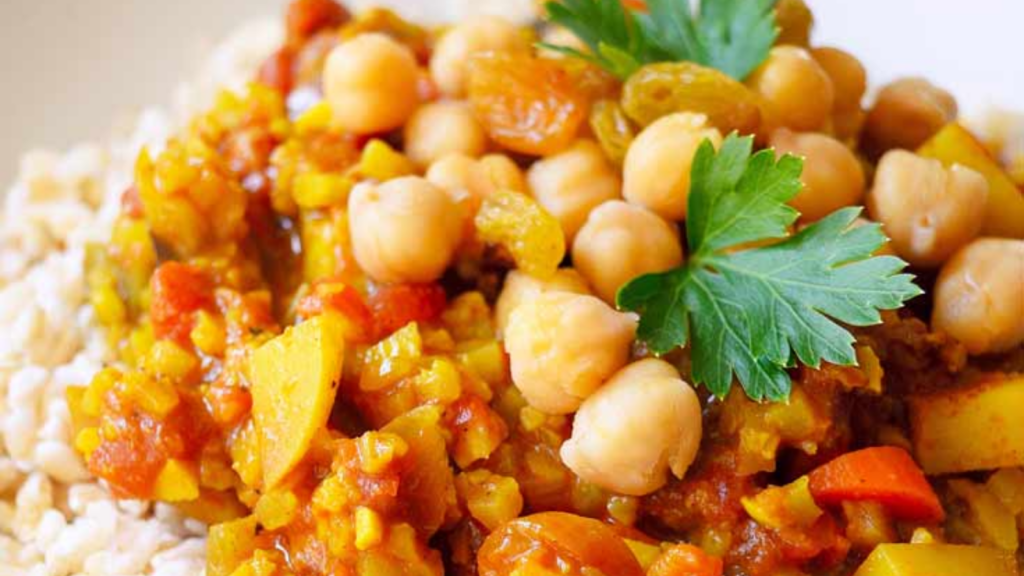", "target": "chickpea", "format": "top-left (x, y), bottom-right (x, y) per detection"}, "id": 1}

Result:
top-left (494, 268), bottom-right (591, 337)
top-left (747, 45), bottom-right (835, 131)
top-left (348, 177), bottom-right (463, 283)
top-left (527, 140), bottom-right (622, 242)
top-left (572, 201), bottom-right (683, 304)
top-left (770, 128), bottom-right (865, 222)
top-left (561, 359), bottom-right (702, 496)
top-left (404, 101), bottom-right (488, 168)
top-left (504, 292), bottom-right (636, 415)
top-left (427, 153), bottom-right (526, 208)
top-left (775, 0), bottom-right (814, 47)
top-left (867, 150), bottom-right (989, 268)
top-left (323, 33), bottom-right (420, 134)
top-left (932, 239), bottom-right (1024, 355)
top-left (430, 15), bottom-right (530, 97)
top-left (623, 113), bottom-right (723, 222)
top-left (811, 47), bottom-right (867, 113)
top-left (479, 154), bottom-right (527, 194)
top-left (863, 78), bottom-right (957, 155)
